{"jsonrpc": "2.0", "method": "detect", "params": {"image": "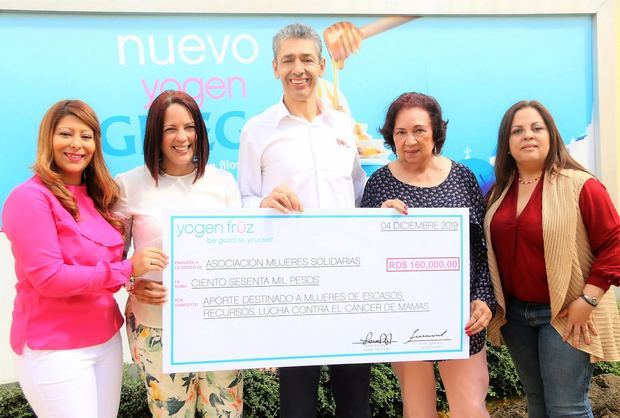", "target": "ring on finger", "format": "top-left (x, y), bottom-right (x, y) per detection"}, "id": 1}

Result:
top-left (150, 258), bottom-right (156, 265)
